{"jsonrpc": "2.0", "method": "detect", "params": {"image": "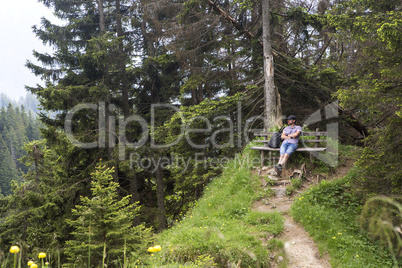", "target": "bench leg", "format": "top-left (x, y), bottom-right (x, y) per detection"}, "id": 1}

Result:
top-left (260, 151), bottom-right (265, 166)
